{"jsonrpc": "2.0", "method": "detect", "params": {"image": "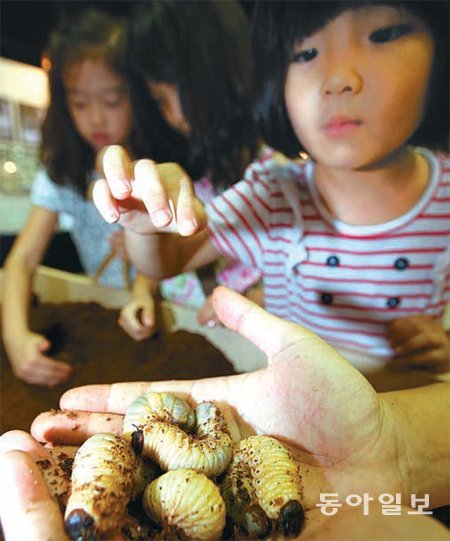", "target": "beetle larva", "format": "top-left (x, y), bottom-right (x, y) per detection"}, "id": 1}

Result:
top-left (64, 433), bottom-right (138, 540)
top-left (36, 451), bottom-right (73, 513)
top-left (126, 393), bottom-right (233, 477)
top-left (222, 435), bottom-right (305, 538)
top-left (143, 468), bottom-right (226, 541)
top-left (121, 505), bottom-right (155, 541)
top-left (123, 391), bottom-right (196, 439)
top-left (221, 459), bottom-right (270, 539)
top-left (132, 456), bottom-right (160, 500)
